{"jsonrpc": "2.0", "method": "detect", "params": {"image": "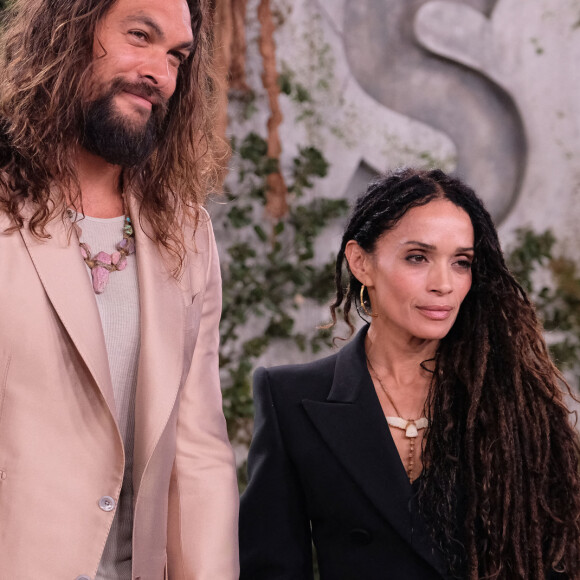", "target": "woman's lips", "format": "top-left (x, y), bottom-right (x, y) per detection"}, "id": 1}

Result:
top-left (416, 306), bottom-right (453, 320)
